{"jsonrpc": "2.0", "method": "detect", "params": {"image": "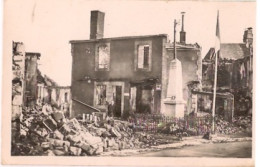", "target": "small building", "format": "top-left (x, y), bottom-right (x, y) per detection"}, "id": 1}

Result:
top-left (202, 27), bottom-right (253, 116)
top-left (70, 10), bottom-right (202, 118)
